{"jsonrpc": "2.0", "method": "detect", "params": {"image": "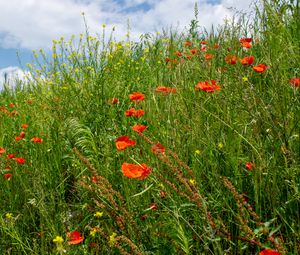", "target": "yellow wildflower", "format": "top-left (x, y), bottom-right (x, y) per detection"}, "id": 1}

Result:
top-left (53, 236), bottom-right (64, 244)
top-left (90, 228), bottom-right (97, 237)
top-left (94, 211), bottom-right (103, 218)
top-left (189, 179), bottom-right (196, 186)
top-left (109, 232), bottom-right (117, 246)
top-left (5, 213), bottom-right (13, 219)
top-left (195, 150), bottom-right (201, 155)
